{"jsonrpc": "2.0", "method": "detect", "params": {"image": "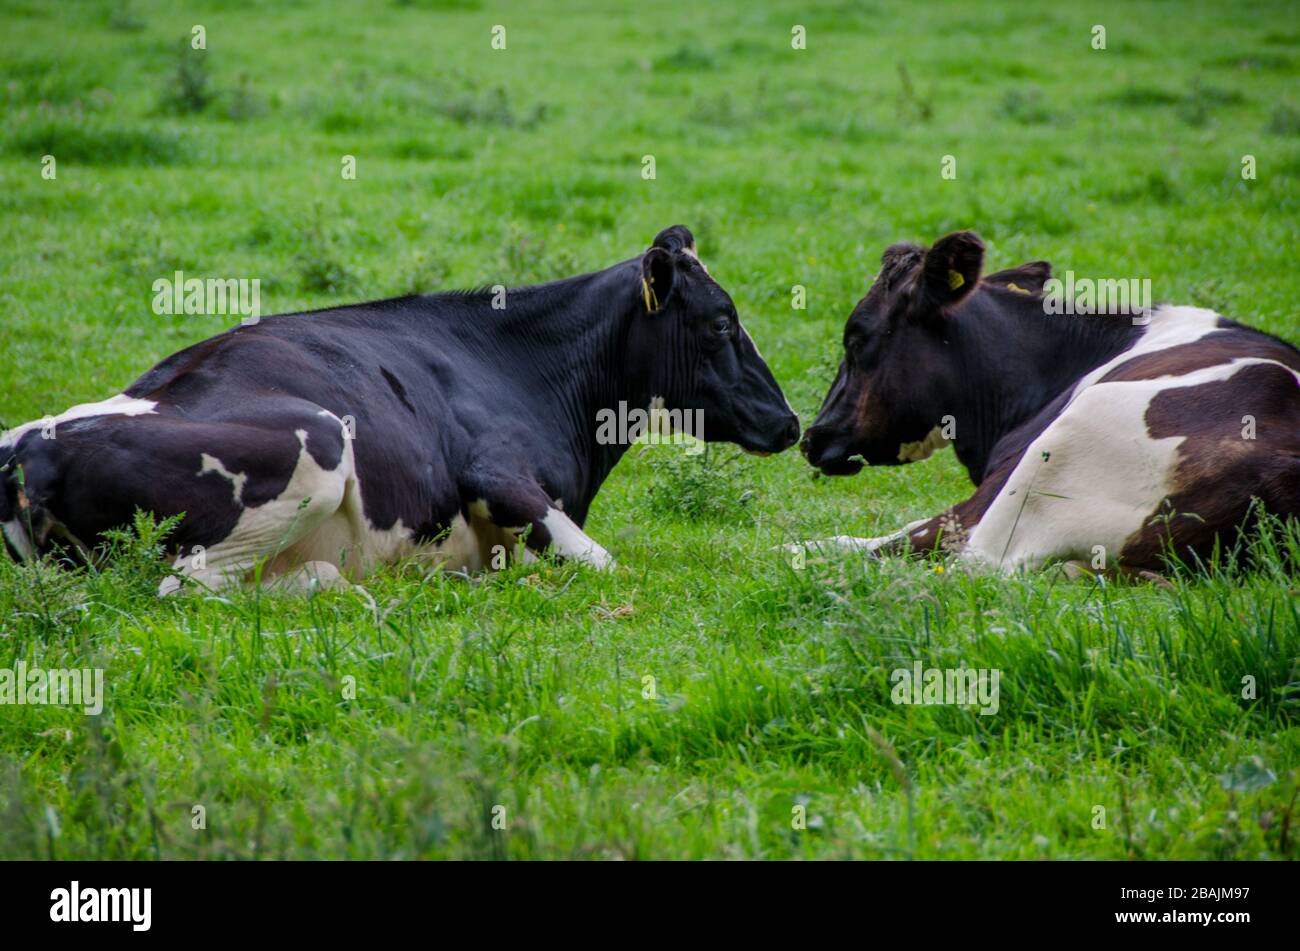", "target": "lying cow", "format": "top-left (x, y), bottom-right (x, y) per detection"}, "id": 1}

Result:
top-left (799, 231), bottom-right (1300, 573)
top-left (1, 225), bottom-right (799, 591)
